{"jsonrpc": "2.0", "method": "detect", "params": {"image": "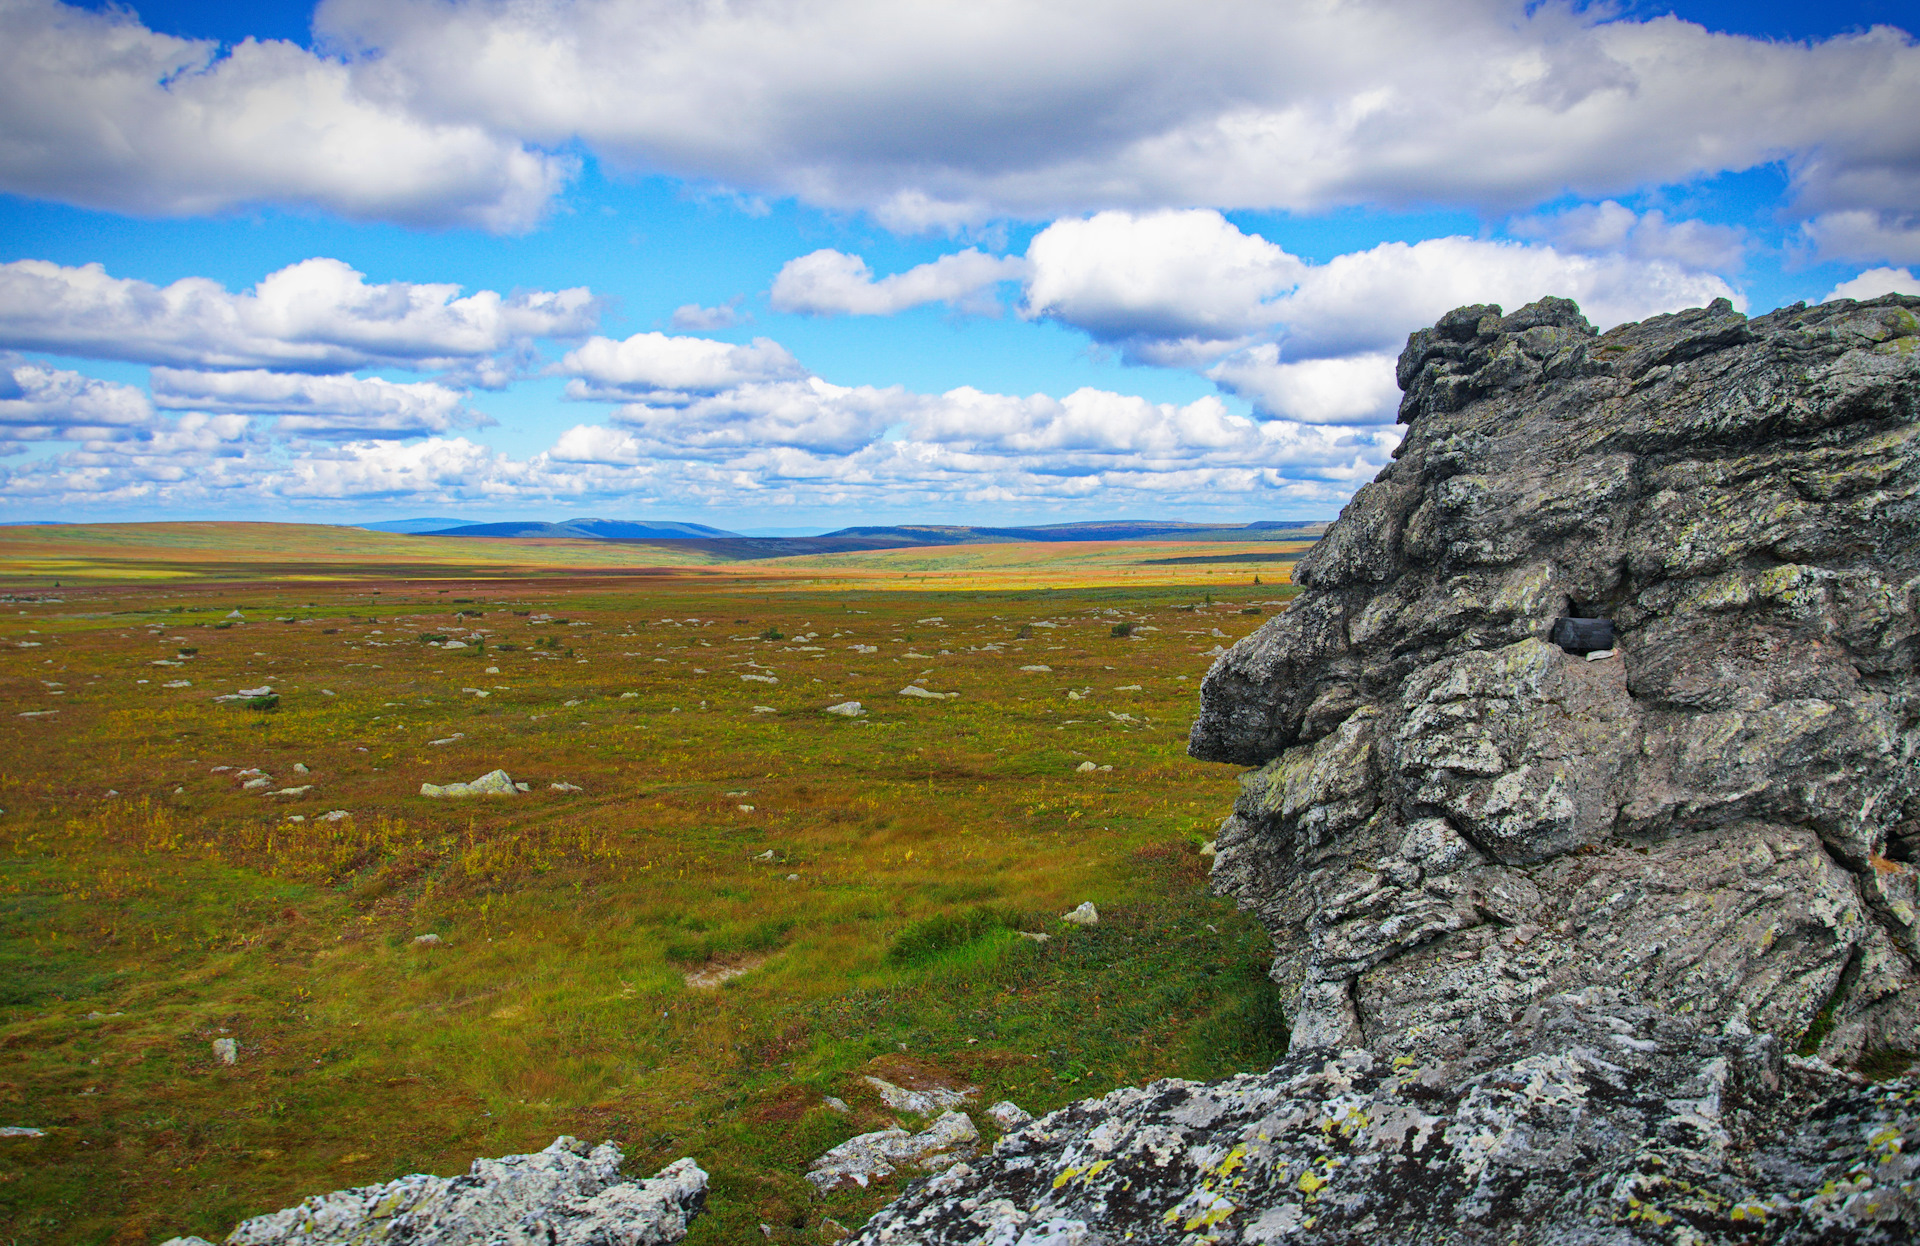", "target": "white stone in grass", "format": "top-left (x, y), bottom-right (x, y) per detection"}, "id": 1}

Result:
top-left (751, 705), bottom-right (778, 714)
top-left (293, 763), bottom-right (309, 774)
top-left (619, 692), bottom-right (639, 699)
top-left (164, 680), bottom-right (192, 688)
top-left (441, 640), bottom-right (468, 650)
top-left (322, 810), bottom-right (350, 822)
top-left (1016, 931), bottom-right (1050, 944)
top-left (1199, 840), bottom-right (1218, 857)
top-left (987, 1101), bottom-right (1033, 1131)
top-left (0, 1127), bottom-right (46, 1137)
top-left (428, 733), bottom-right (465, 746)
top-left (741, 673), bottom-right (778, 684)
top-left (1018, 665), bottom-right (1051, 672)
top-left (1062, 901), bottom-right (1099, 926)
top-left (212, 1038), bottom-right (238, 1065)
top-left (421, 769), bottom-right (517, 798)
top-left (823, 1097), bottom-right (850, 1114)
top-left (805, 1111), bottom-right (978, 1193)
top-left (243, 775), bottom-right (273, 790)
top-left (412, 933), bottom-right (443, 946)
top-left (824, 701), bottom-right (865, 717)
top-left (897, 685), bottom-right (956, 700)
top-left (863, 1076), bottom-right (976, 1115)
top-left (549, 782), bottom-right (582, 792)
top-left (1075, 760), bottom-right (1097, 772)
